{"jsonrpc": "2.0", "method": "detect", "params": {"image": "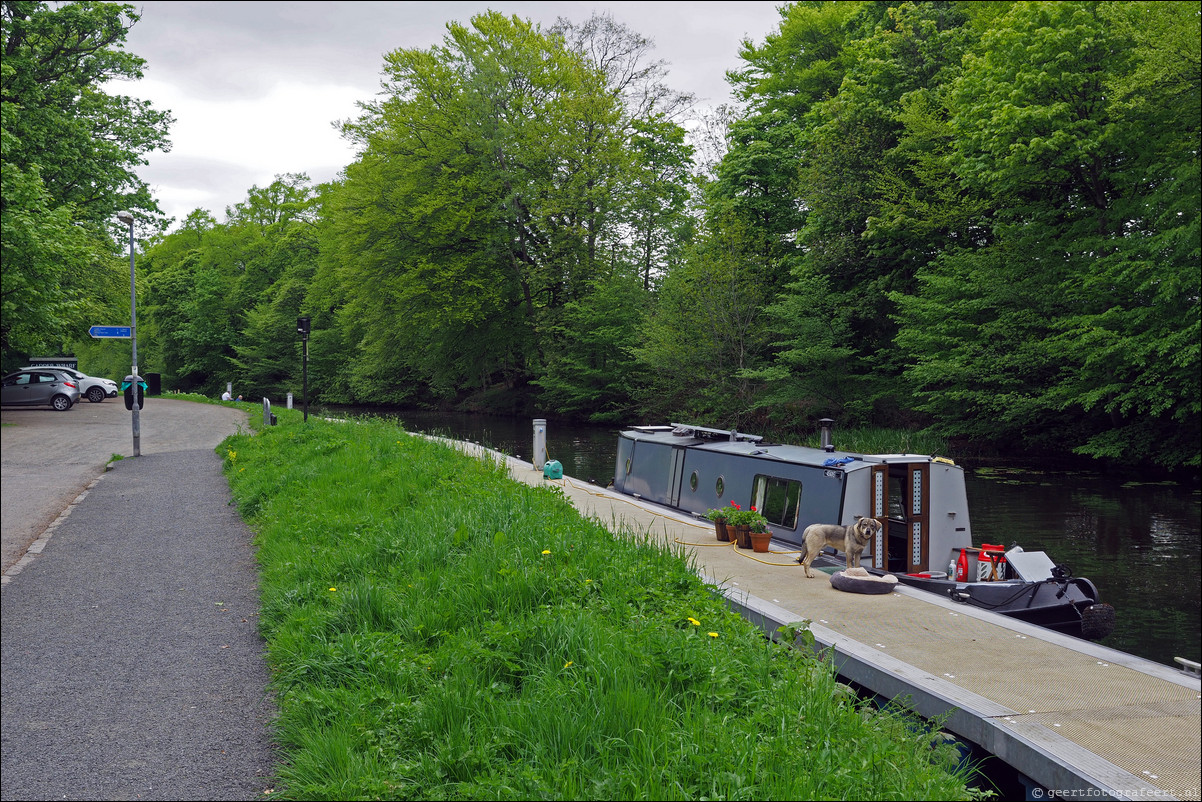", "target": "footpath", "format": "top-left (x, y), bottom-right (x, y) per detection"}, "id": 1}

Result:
top-left (1, 400), bottom-right (275, 801)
